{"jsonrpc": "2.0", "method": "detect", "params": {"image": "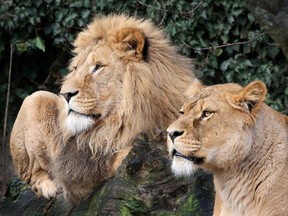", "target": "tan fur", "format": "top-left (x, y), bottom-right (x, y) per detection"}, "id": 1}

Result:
top-left (10, 14), bottom-right (198, 205)
top-left (167, 81), bottom-right (288, 216)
